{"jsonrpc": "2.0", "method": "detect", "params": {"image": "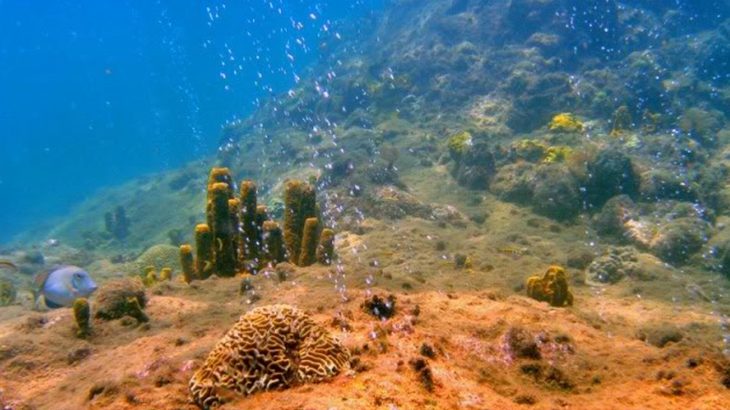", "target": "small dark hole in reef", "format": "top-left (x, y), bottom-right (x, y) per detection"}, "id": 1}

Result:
top-left (362, 294), bottom-right (396, 319)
